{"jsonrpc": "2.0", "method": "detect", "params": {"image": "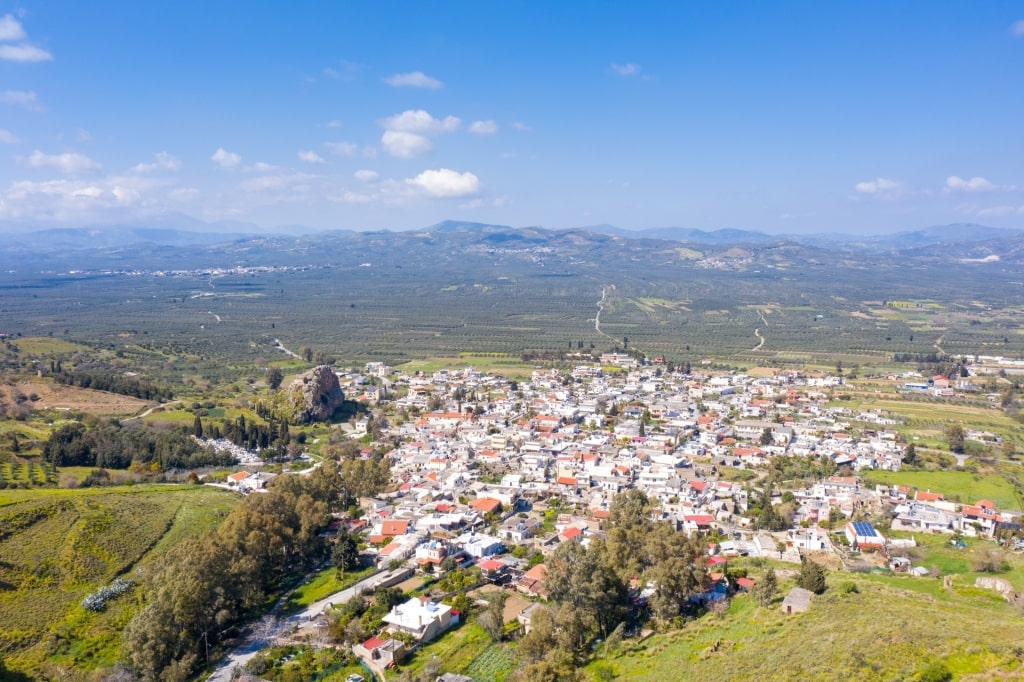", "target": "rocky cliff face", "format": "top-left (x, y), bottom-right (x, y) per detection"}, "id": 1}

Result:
top-left (288, 365), bottom-right (345, 423)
